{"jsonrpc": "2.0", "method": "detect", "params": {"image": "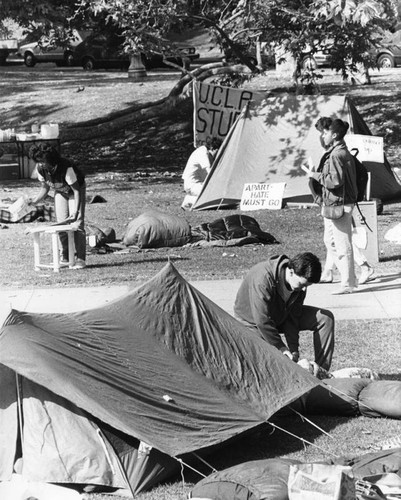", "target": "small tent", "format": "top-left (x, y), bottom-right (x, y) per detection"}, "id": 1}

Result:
top-left (0, 263), bottom-right (319, 496)
top-left (192, 94), bottom-right (401, 210)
